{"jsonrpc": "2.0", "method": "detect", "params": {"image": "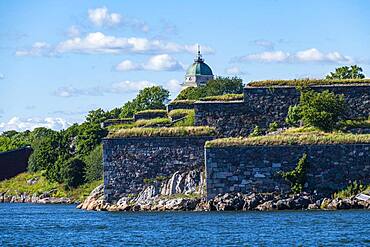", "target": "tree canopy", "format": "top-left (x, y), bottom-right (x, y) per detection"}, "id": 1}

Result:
top-left (326, 65), bottom-right (365, 79)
